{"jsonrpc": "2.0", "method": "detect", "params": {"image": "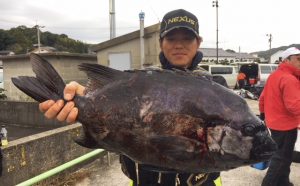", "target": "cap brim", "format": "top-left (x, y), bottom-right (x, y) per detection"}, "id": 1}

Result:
top-left (282, 52), bottom-right (300, 60)
top-left (160, 26), bottom-right (200, 39)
